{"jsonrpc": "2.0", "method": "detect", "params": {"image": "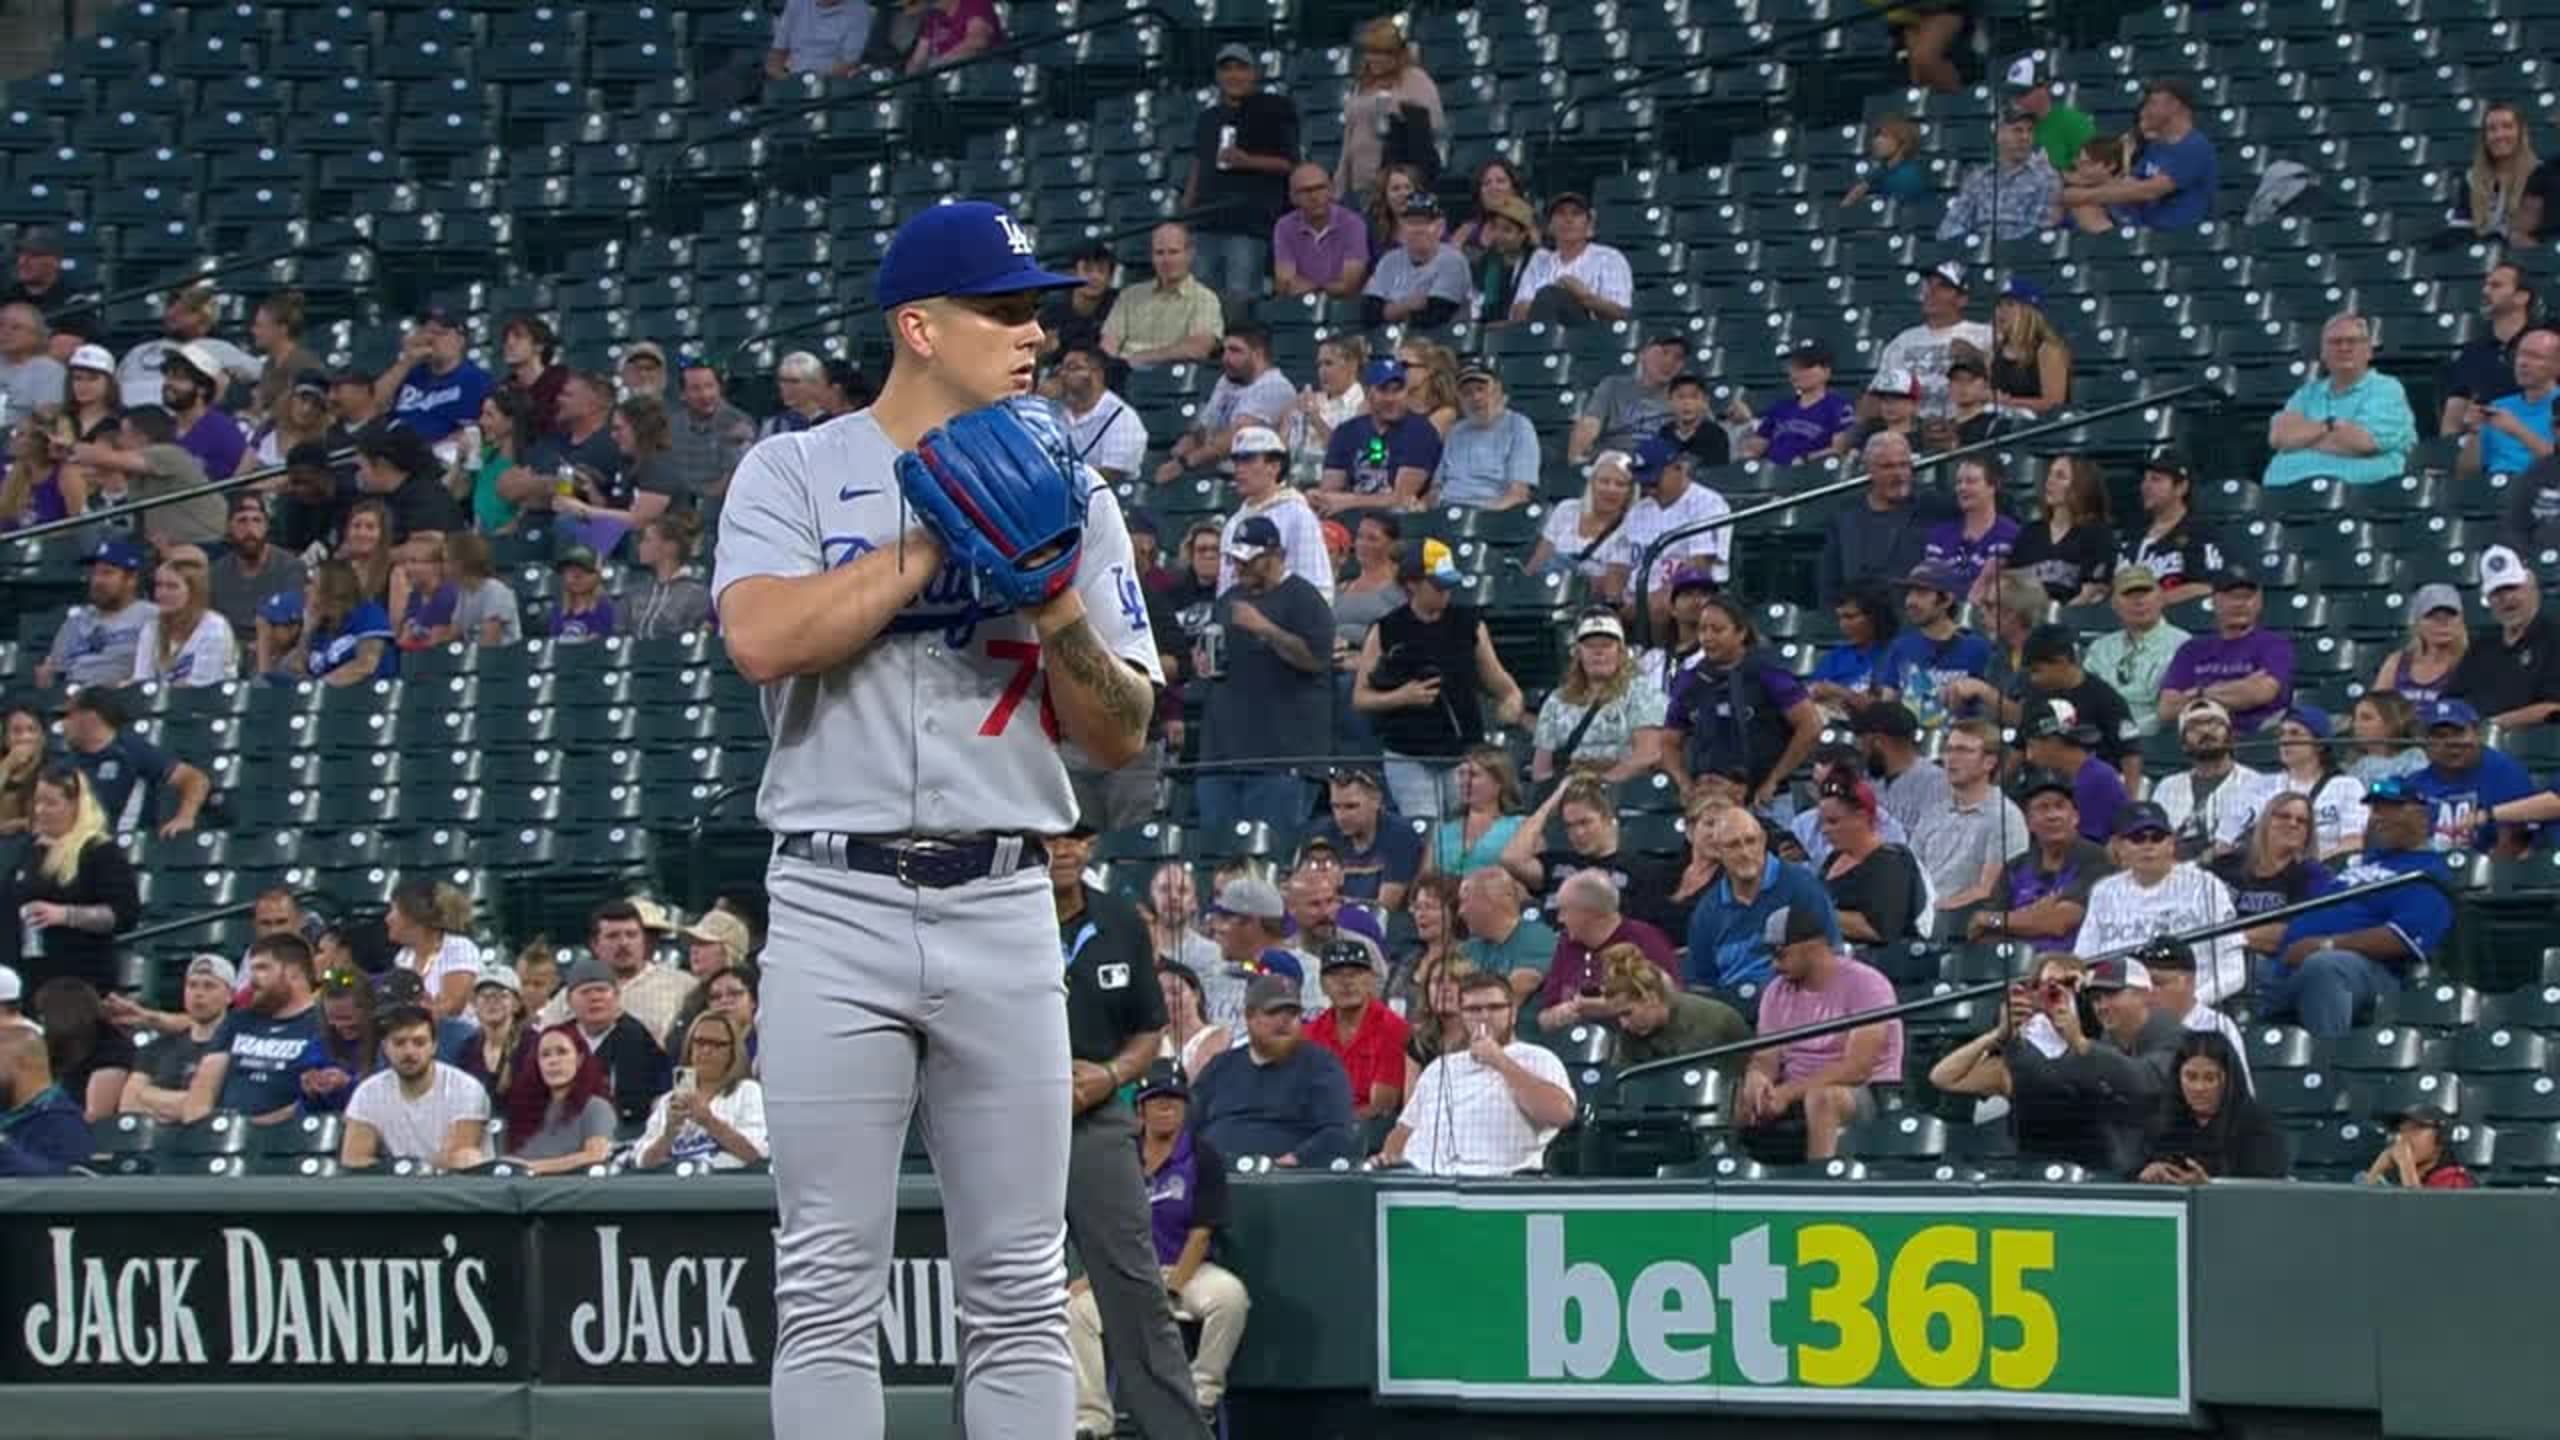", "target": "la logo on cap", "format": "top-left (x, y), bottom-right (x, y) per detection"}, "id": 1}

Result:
top-left (998, 214), bottom-right (1033, 256)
